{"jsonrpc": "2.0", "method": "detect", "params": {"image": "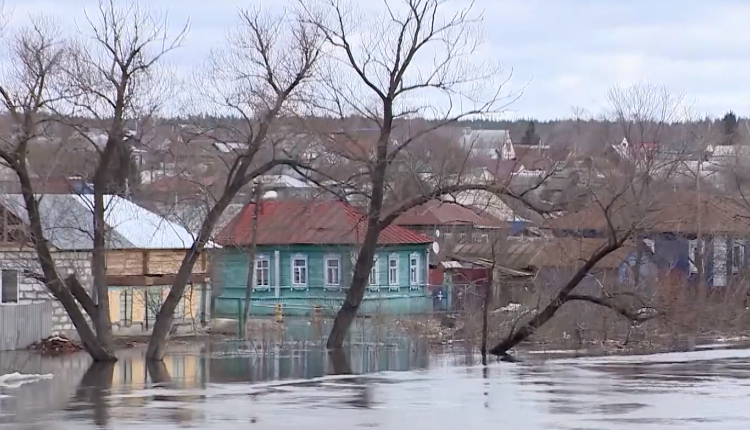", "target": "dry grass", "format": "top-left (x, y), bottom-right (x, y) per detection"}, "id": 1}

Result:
top-left (390, 279), bottom-right (750, 354)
